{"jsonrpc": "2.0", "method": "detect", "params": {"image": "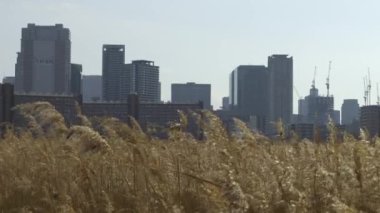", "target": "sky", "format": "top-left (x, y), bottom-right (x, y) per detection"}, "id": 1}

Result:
top-left (1, 0), bottom-right (380, 112)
